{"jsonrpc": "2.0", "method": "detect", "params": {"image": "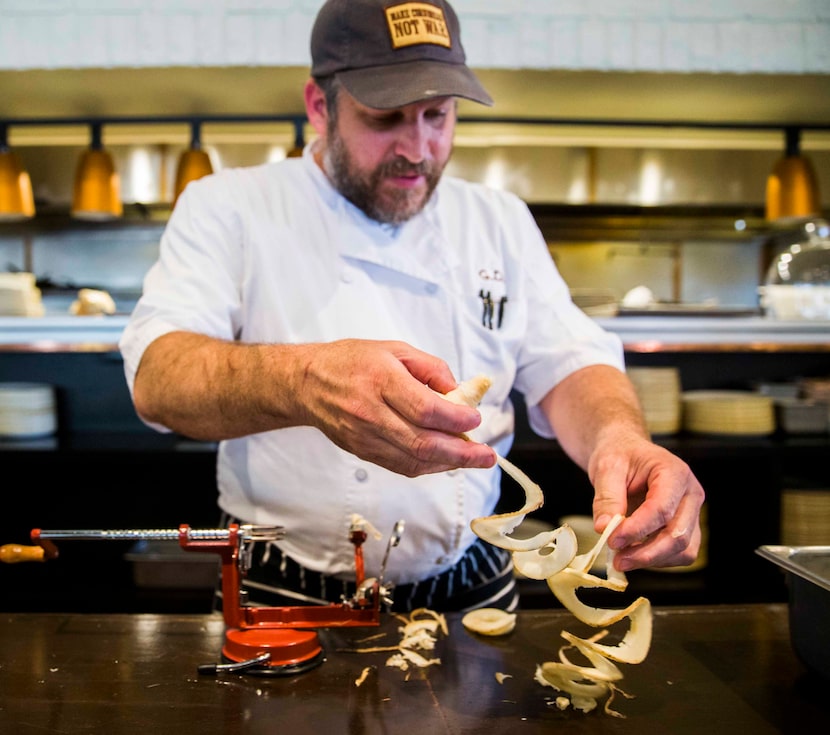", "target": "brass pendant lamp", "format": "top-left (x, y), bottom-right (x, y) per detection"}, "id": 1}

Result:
top-left (0, 124), bottom-right (36, 221)
top-left (173, 121), bottom-right (214, 204)
top-left (72, 123), bottom-right (122, 220)
top-left (765, 127), bottom-right (821, 221)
